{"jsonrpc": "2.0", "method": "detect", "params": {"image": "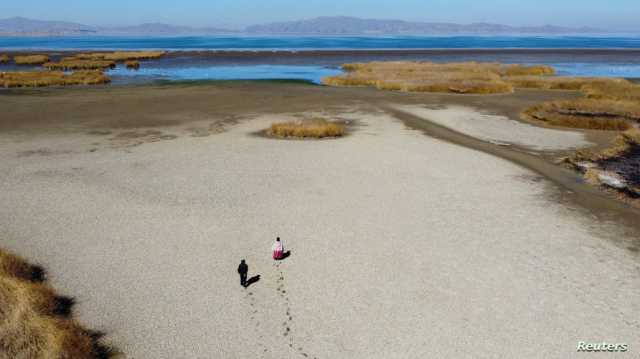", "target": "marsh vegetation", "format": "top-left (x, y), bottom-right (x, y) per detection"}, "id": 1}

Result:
top-left (322, 61), bottom-right (556, 94)
top-left (0, 70), bottom-right (111, 88)
top-left (324, 61), bottom-right (640, 131)
top-left (13, 54), bottom-right (50, 65)
top-left (268, 118), bottom-right (346, 138)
